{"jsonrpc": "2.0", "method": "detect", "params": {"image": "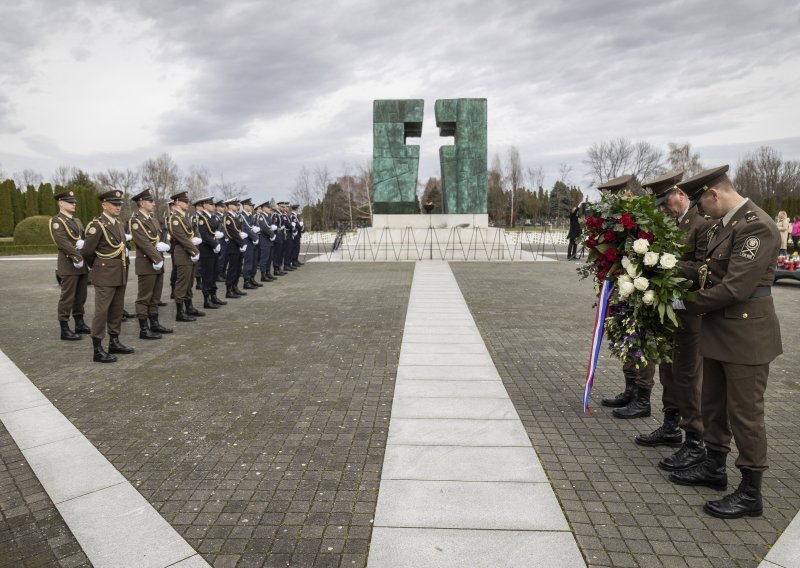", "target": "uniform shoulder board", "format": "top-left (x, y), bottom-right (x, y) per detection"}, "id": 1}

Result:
top-left (744, 212), bottom-right (759, 223)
